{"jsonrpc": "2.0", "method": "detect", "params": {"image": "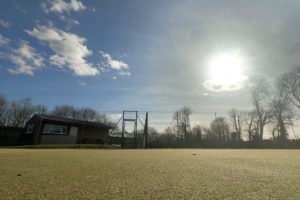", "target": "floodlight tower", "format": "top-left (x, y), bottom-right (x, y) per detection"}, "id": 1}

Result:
top-left (109, 111), bottom-right (149, 149)
top-left (121, 111), bottom-right (138, 148)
